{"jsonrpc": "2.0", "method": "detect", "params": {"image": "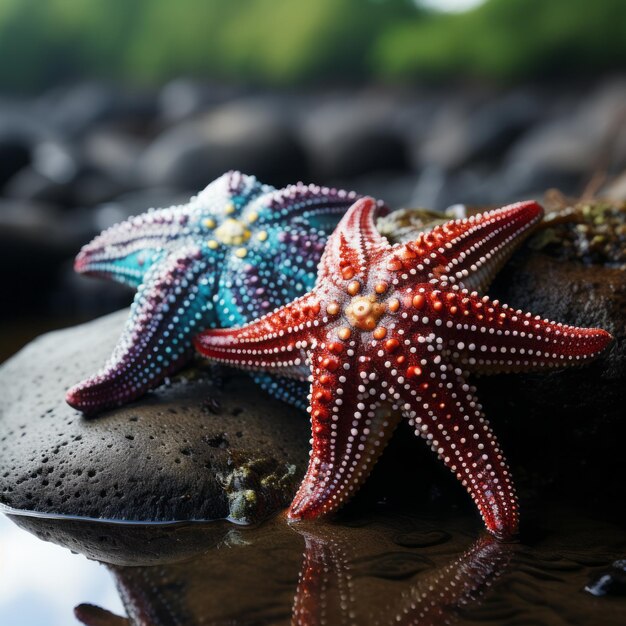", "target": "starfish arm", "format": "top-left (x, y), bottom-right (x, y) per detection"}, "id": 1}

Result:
top-left (74, 604), bottom-right (130, 626)
top-left (73, 170), bottom-right (270, 287)
top-left (288, 349), bottom-right (402, 520)
top-left (263, 224), bottom-right (328, 288)
top-left (388, 201), bottom-right (544, 292)
top-left (246, 182), bottom-right (362, 232)
top-left (66, 245), bottom-right (220, 414)
top-left (215, 227), bottom-right (326, 327)
top-left (401, 362), bottom-right (519, 540)
top-left (317, 197), bottom-right (391, 290)
top-left (73, 203), bottom-right (195, 287)
top-left (433, 290), bottom-right (614, 374)
top-left (193, 294), bottom-right (320, 380)
top-left (252, 373), bottom-right (309, 411)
